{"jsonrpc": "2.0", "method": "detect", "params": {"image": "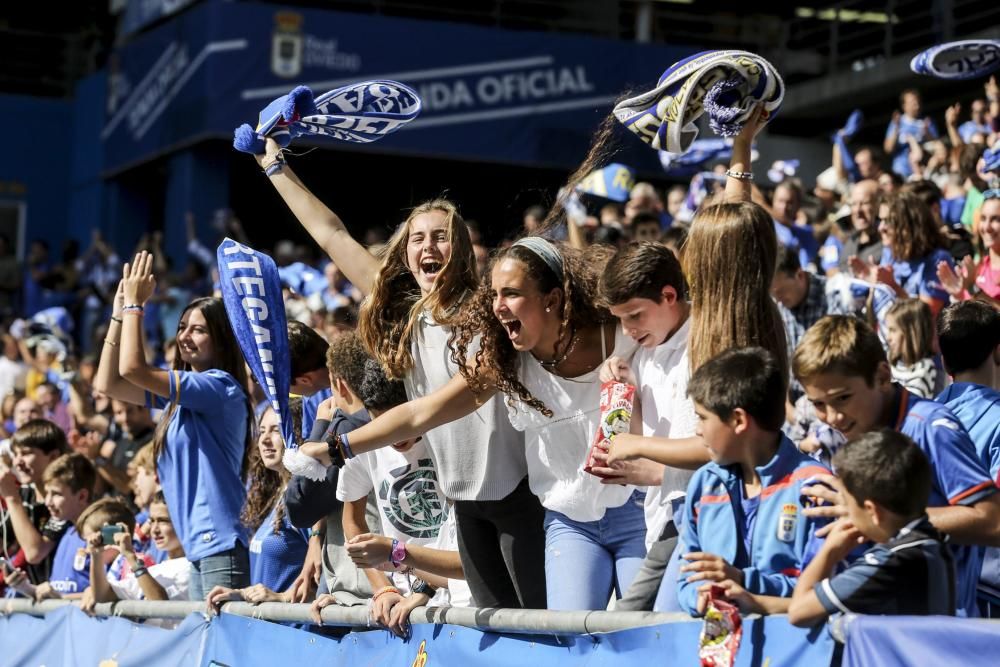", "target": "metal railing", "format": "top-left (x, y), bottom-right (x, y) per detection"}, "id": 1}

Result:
top-left (1, 598), bottom-right (692, 635)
